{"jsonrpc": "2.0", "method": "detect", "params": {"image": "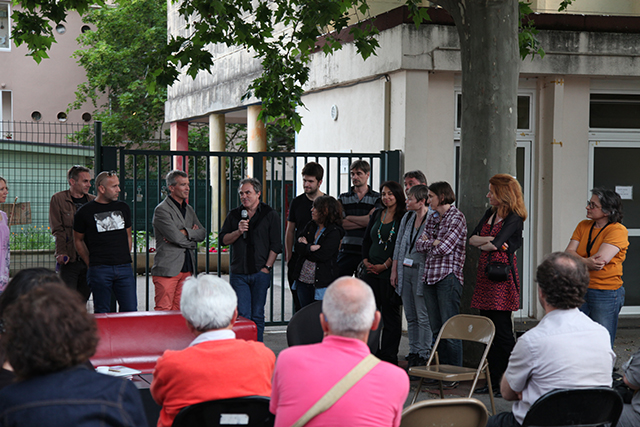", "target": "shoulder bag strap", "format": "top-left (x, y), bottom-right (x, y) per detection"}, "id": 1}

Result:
top-left (290, 354), bottom-right (380, 427)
